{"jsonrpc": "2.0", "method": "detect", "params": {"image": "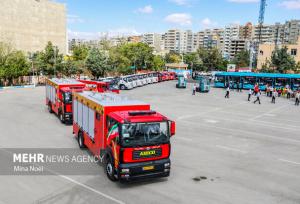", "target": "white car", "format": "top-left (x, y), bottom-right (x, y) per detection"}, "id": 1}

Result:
top-left (118, 77), bottom-right (134, 90)
top-left (134, 75), bottom-right (143, 86)
top-left (146, 73), bottom-right (153, 84)
top-left (152, 72), bottom-right (159, 83)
